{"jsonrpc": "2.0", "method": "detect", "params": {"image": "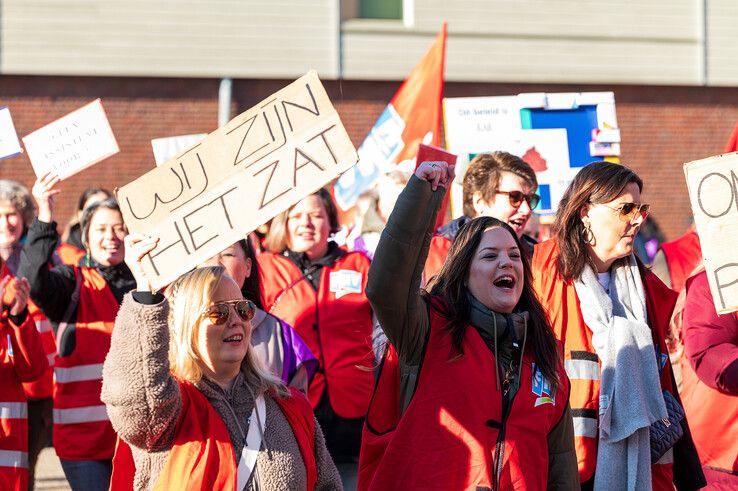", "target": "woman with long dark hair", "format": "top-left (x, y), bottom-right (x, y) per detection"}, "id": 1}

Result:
top-left (359, 161), bottom-right (577, 490)
top-left (531, 161), bottom-right (705, 490)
